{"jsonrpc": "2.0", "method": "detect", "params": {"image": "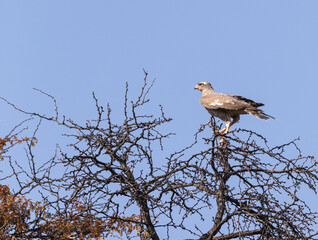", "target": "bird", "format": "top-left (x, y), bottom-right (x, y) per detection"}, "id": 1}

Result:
top-left (194, 82), bottom-right (275, 134)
